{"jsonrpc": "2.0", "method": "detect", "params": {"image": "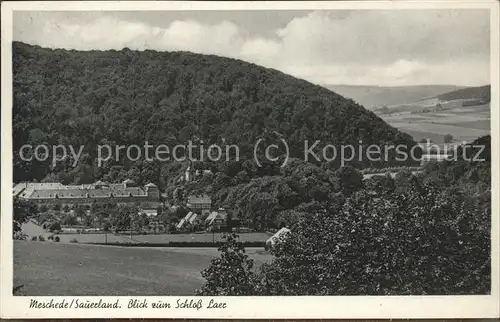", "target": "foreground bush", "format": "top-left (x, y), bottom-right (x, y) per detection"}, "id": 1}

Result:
top-left (196, 233), bottom-right (257, 295)
top-left (198, 179), bottom-right (490, 295)
top-left (38, 236), bottom-right (45, 242)
top-left (260, 184), bottom-right (489, 295)
top-left (69, 238), bottom-right (78, 243)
